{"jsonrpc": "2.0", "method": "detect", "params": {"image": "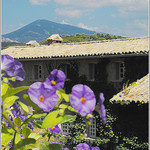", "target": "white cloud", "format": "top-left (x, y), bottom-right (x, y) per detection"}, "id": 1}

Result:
top-left (54, 0), bottom-right (148, 17)
top-left (54, 0), bottom-right (148, 9)
top-left (29, 0), bottom-right (50, 5)
top-left (97, 20), bottom-right (148, 38)
top-left (19, 23), bottom-right (26, 28)
top-left (55, 8), bottom-right (82, 18)
top-left (111, 14), bottom-right (116, 17)
top-left (78, 23), bottom-right (98, 31)
top-left (127, 20), bottom-right (148, 30)
top-left (61, 20), bottom-right (72, 25)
